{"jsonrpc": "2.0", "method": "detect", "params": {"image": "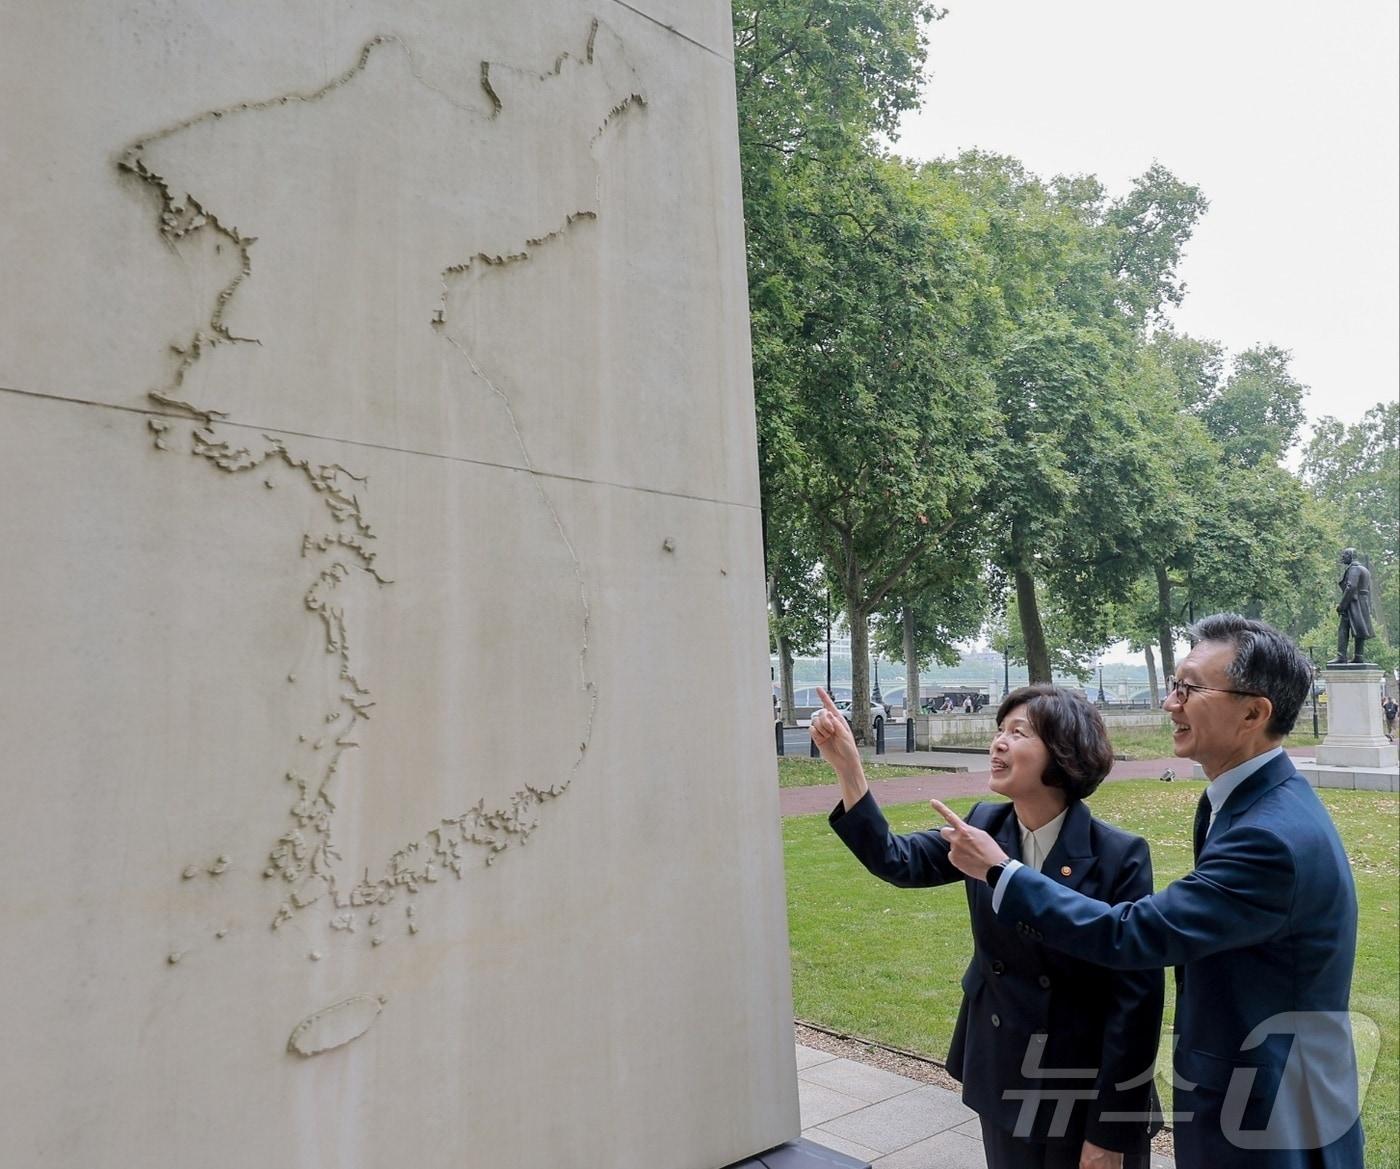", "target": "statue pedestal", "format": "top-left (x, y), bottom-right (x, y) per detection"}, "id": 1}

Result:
top-left (1297, 665), bottom-right (1399, 791)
